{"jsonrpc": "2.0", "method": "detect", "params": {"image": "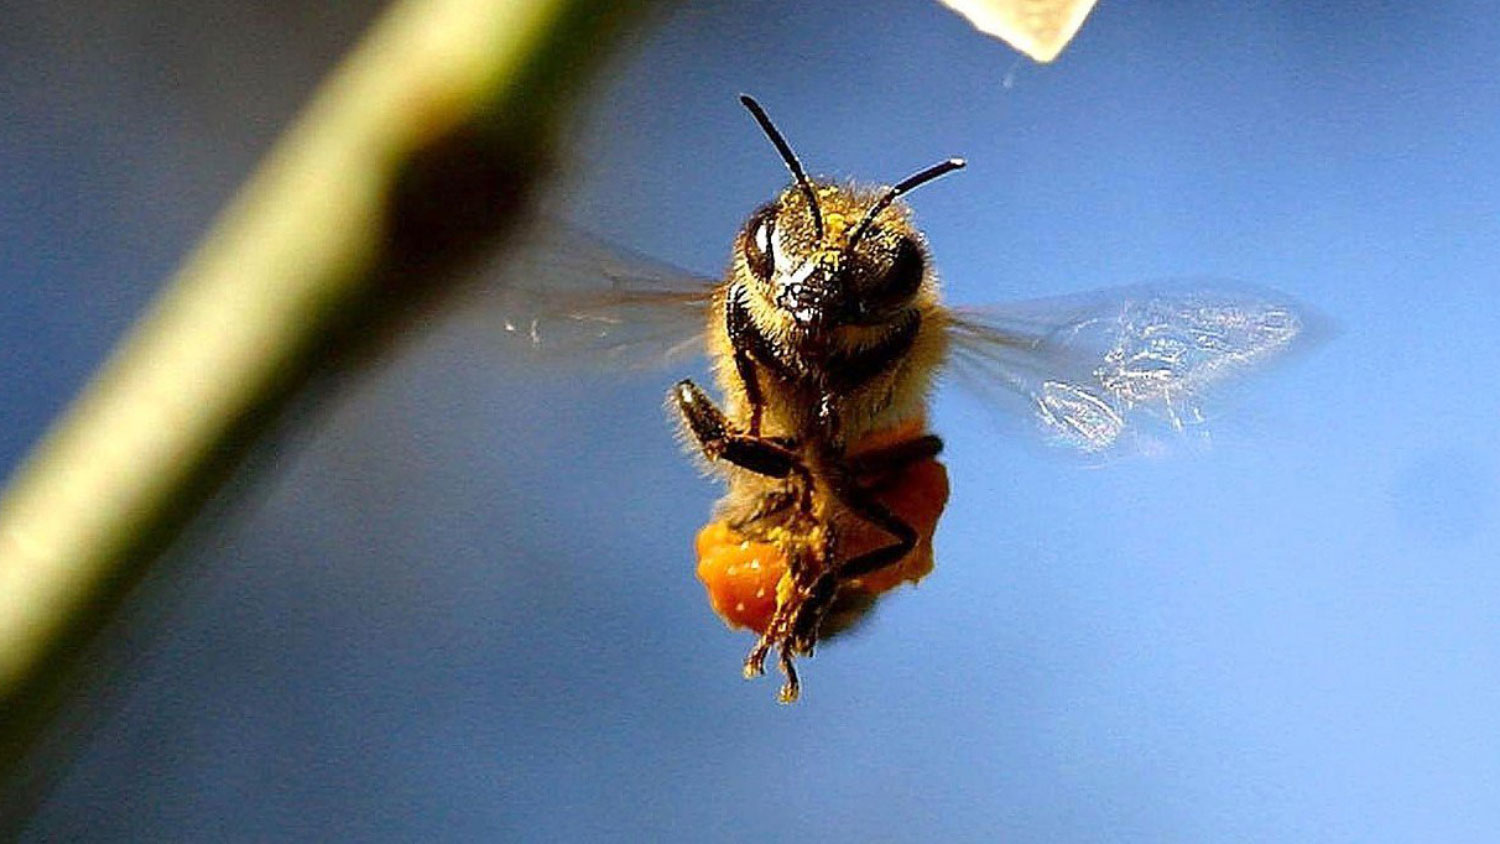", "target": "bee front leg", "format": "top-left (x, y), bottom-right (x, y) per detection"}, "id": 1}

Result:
top-left (672, 381), bottom-right (812, 504)
top-left (732, 348), bottom-right (766, 437)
